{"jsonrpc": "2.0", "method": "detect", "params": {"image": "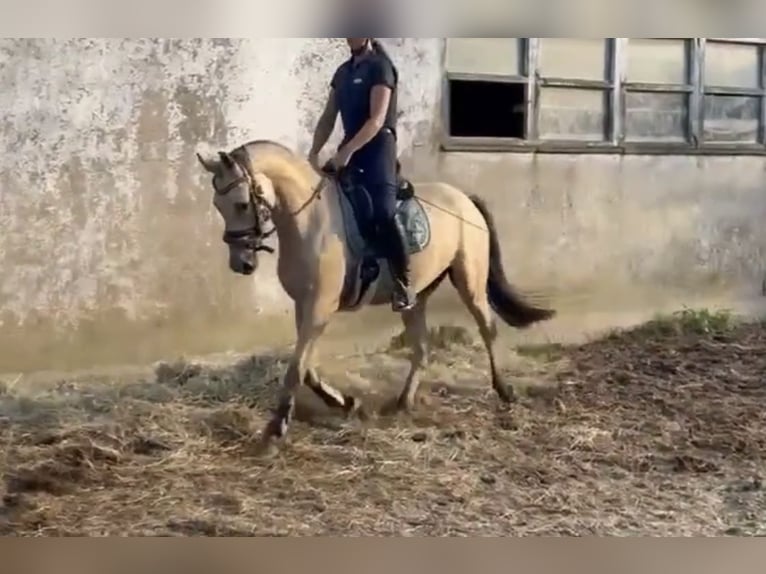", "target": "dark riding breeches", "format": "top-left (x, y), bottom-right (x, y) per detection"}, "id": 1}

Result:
top-left (367, 181), bottom-right (398, 241)
top-left (346, 129), bottom-right (400, 247)
top-left (344, 130), bottom-right (414, 306)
